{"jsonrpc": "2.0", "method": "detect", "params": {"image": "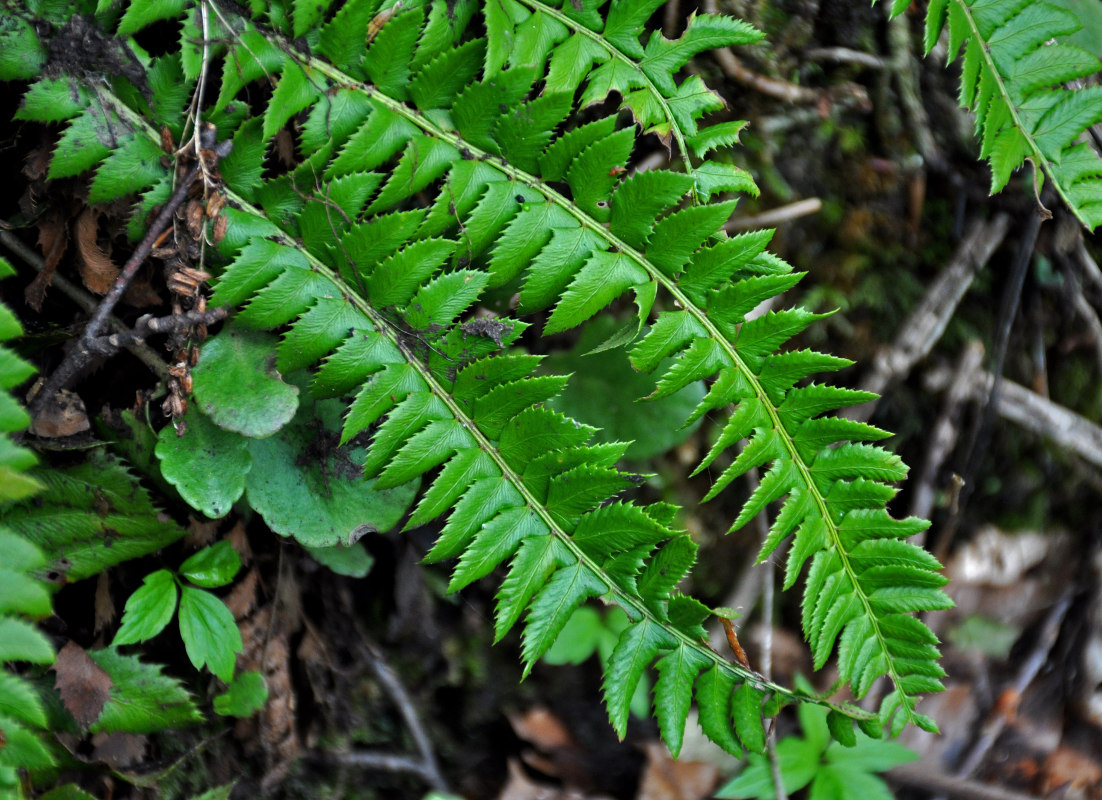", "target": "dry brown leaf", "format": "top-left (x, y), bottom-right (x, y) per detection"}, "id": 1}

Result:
top-left (94, 570), bottom-right (115, 635)
top-left (123, 273), bottom-right (162, 308)
top-left (90, 731), bottom-right (147, 769)
top-left (25, 208), bottom-right (69, 310)
top-left (30, 387), bottom-right (91, 438)
top-left (225, 519), bottom-right (252, 564)
top-left (74, 207), bottom-right (119, 295)
top-left (53, 641), bottom-right (113, 726)
top-left (1041, 746), bottom-right (1102, 797)
top-left (226, 568), bottom-right (260, 621)
top-left (184, 515), bottom-right (219, 548)
top-left (634, 742), bottom-right (717, 800)
top-left (508, 707), bottom-right (576, 752)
